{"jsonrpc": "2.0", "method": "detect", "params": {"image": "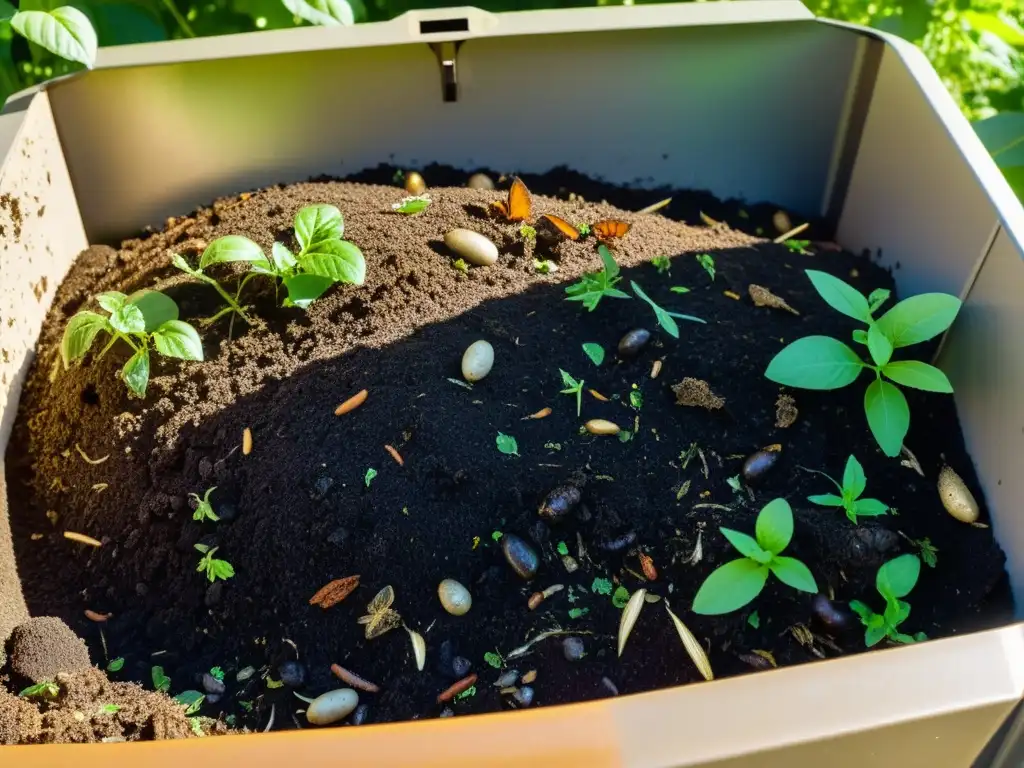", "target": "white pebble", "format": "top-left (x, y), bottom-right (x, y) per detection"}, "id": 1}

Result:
top-left (438, 578), bottom-right (472, 616)
top-left (445, 228), bottom-right (498, 266)
top-left (468, 173), bottom-right (495, 190)
top-left (306, 688), bottom-right (359, 725)
top-left (461, 340), bottom-right (494, 382)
